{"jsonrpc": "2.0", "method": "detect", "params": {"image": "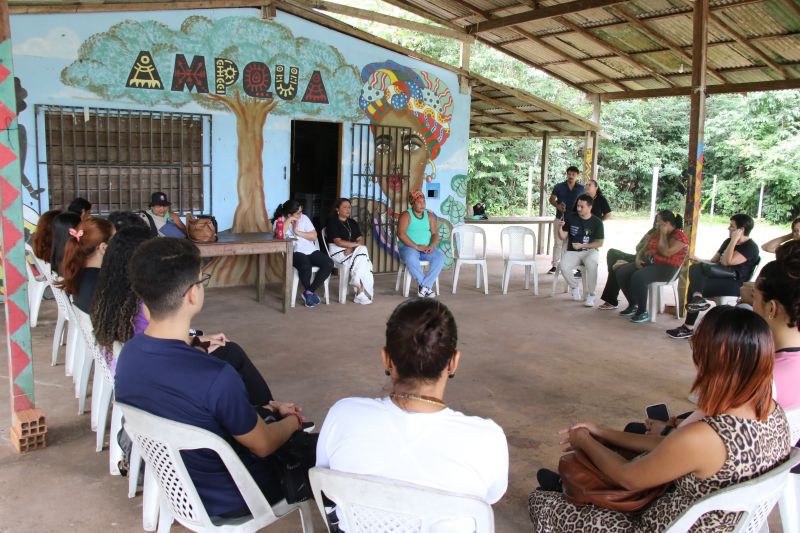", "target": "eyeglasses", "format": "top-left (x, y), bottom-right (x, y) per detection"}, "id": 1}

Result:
top-left (183, 273), bottom-right (211, 295)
